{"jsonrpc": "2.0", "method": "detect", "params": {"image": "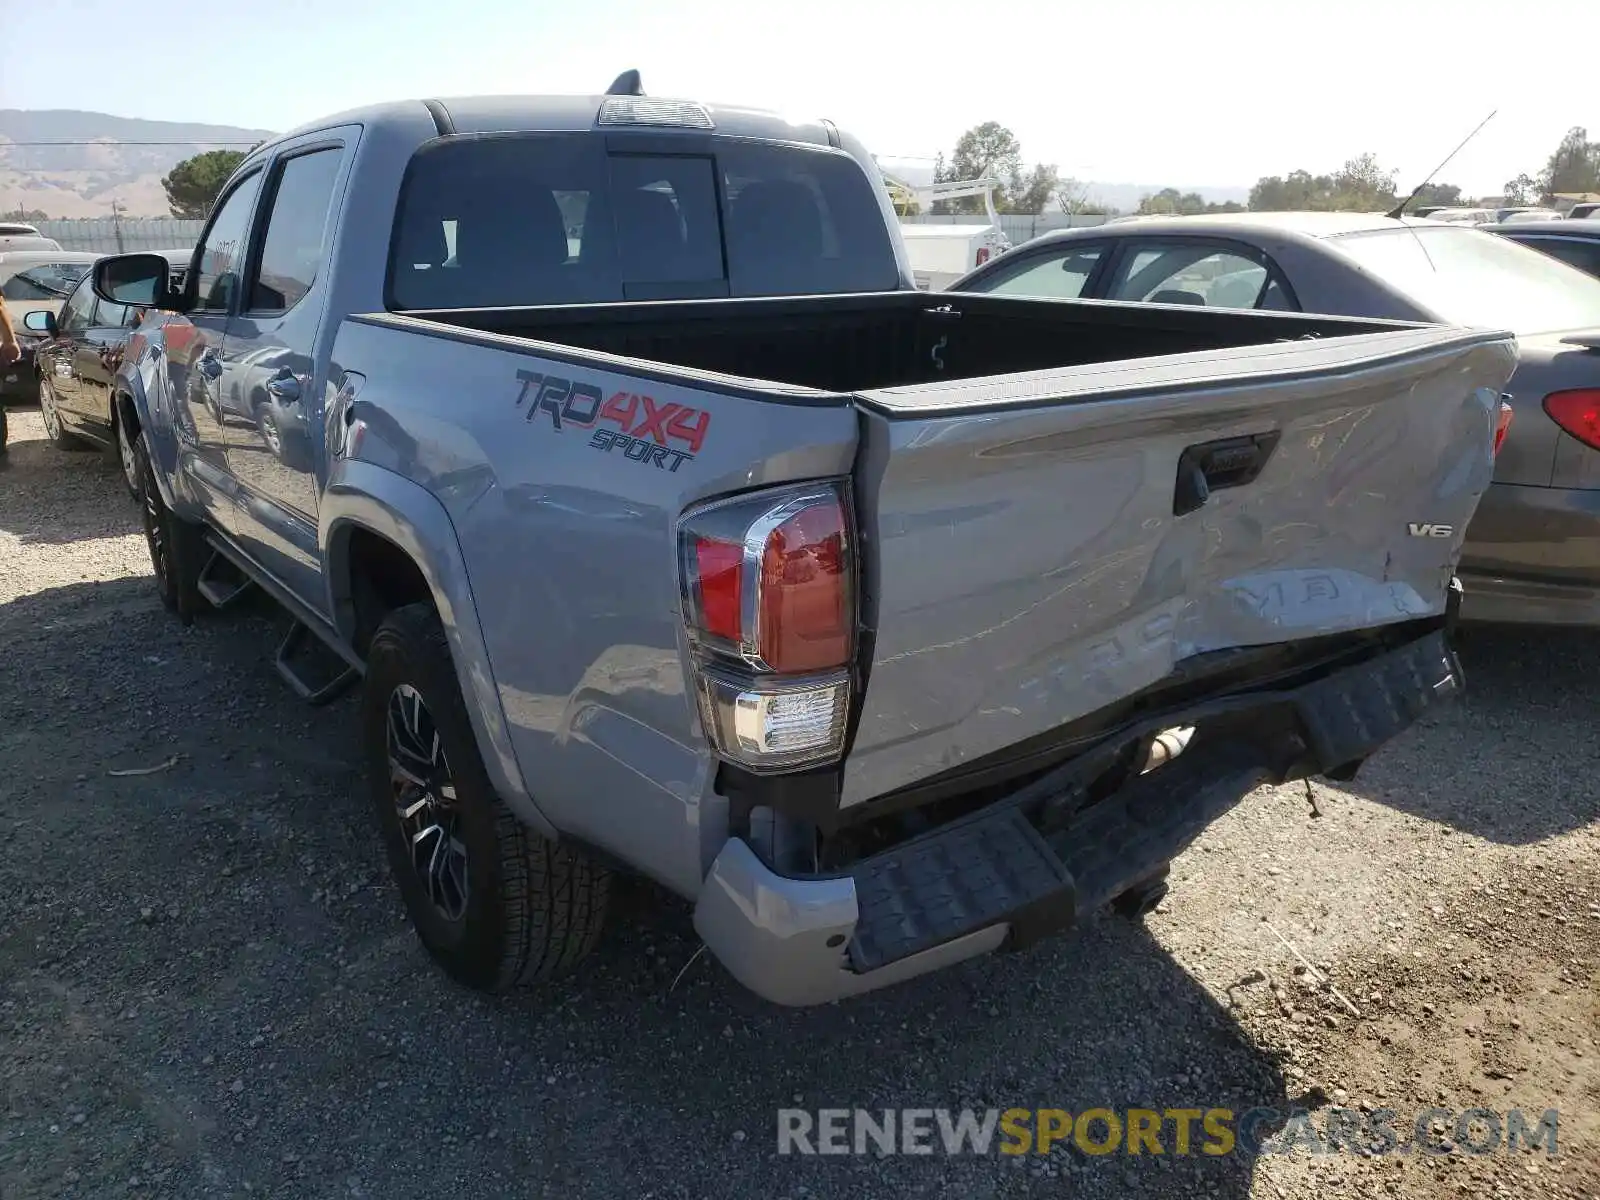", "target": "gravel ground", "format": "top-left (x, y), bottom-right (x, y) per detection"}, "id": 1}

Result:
top-left (1, 405), bottom-right (1596, 1200)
